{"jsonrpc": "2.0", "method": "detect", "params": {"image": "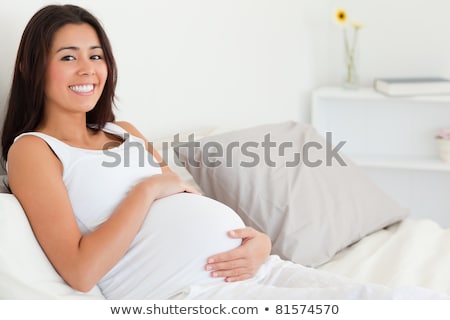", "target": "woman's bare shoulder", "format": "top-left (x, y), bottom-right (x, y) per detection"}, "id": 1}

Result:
top-left (8, 134), bottom-right (62, 184)
top-left (8, 134), bottom-right (55, 161)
